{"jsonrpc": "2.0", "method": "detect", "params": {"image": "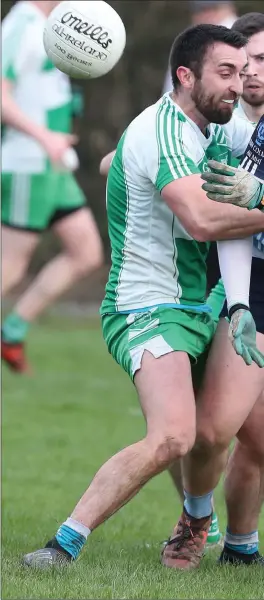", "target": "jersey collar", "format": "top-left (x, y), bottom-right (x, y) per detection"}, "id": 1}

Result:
top-left (162, 92), bottom-right (214, 147)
